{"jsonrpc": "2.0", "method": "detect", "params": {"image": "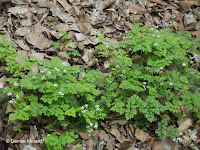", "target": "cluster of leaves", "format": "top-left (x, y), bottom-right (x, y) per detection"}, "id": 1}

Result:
top-left (53, 31), bottom-right (81, 57)
top-left (0, 35), bottom-right (40, 77)
top-left (43, 131), bottom-right (78, 150)
top-left (96, 23), bottom-right (200, 139)
top-left (1, 22), bottom-right (200, 149)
